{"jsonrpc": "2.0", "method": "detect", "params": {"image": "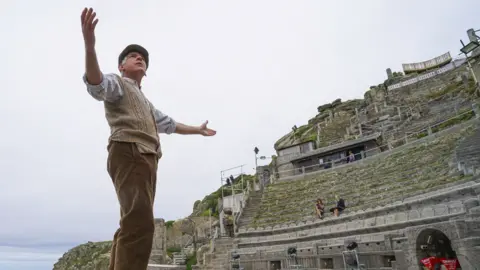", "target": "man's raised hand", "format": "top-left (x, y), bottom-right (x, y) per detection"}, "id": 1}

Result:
top-left (81, 8), bottom-right (99, 50)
